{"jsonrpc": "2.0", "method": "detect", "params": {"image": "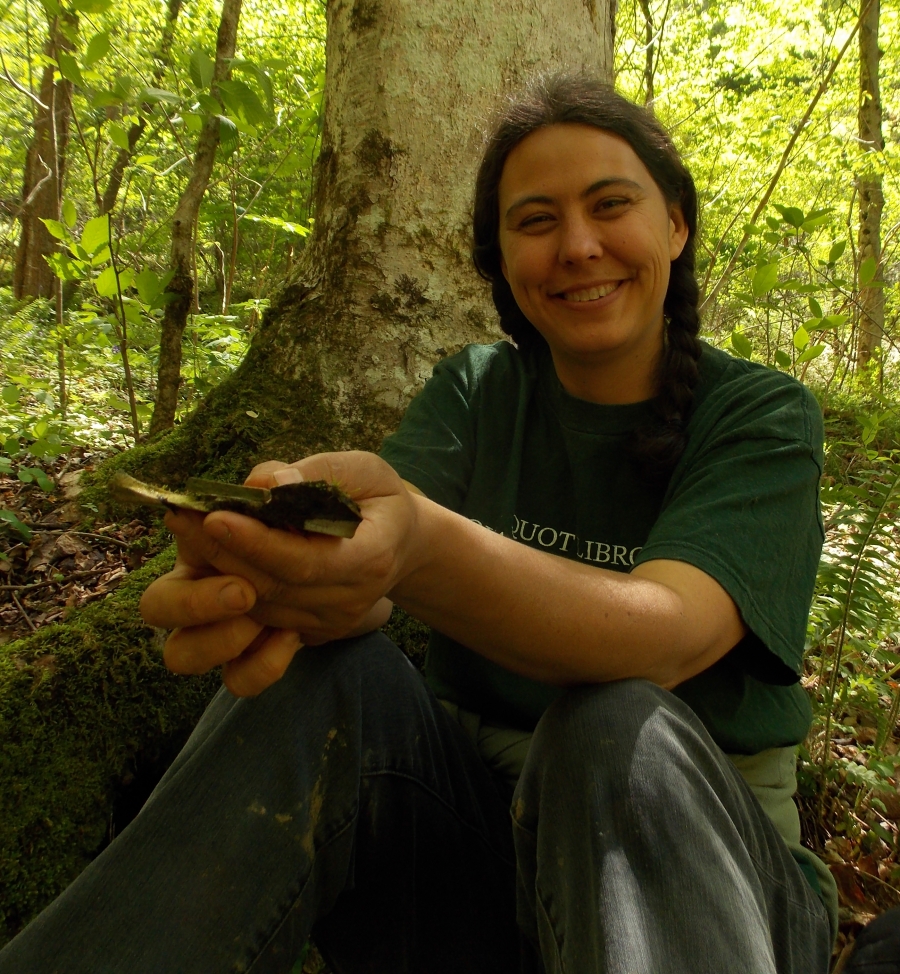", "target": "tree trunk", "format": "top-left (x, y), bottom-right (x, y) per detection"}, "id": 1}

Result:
top-left (856, 0), bottom-right (884, 371)
top-left (12, 13), bottom-right (75, 300)
top-left (136, 0), bottom-right (614, 481)
top-left (148, 0), bottom-right (242, 437)
top-left (99, 0), bottom-right (183, 216)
